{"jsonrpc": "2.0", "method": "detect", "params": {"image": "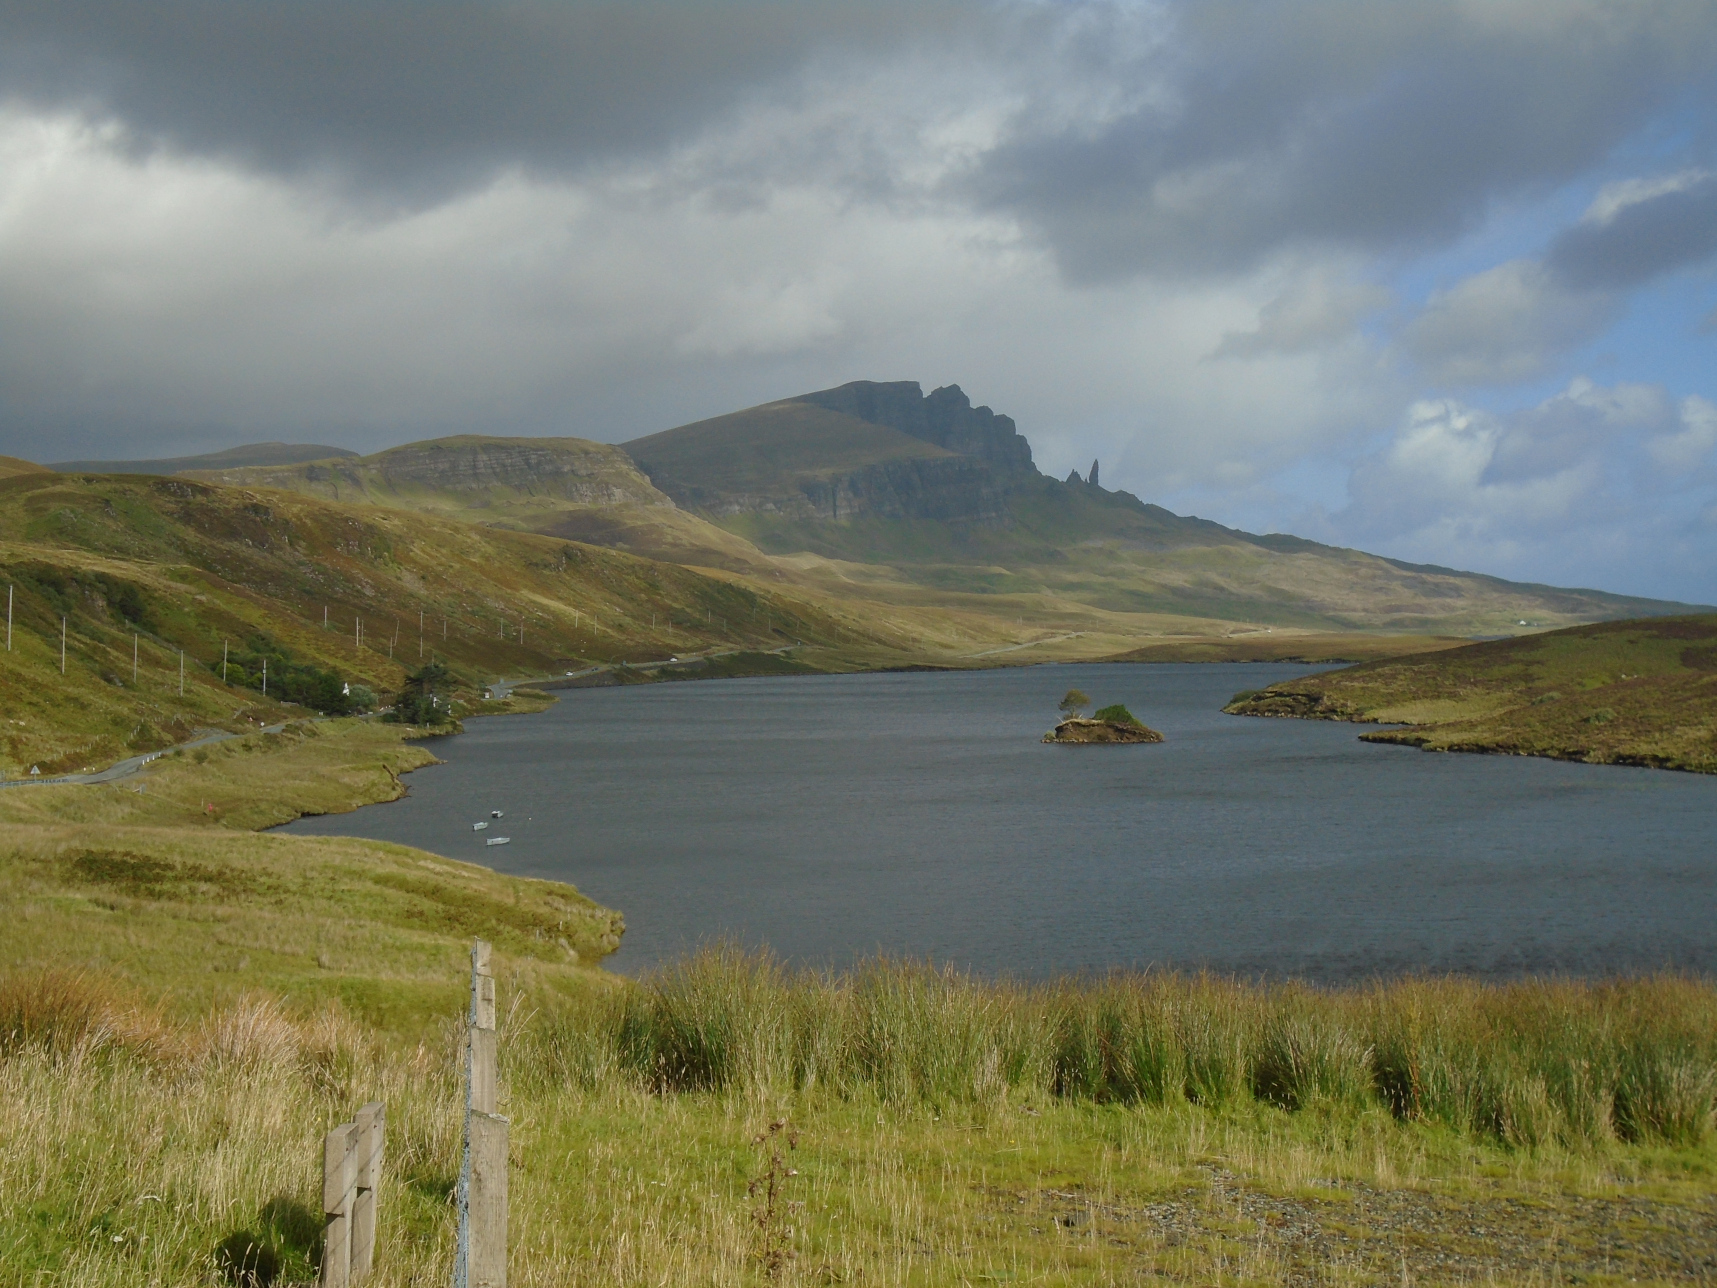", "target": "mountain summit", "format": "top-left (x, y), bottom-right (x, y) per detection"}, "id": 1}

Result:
top-left (792, 381), bottom-right (1037, 475)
